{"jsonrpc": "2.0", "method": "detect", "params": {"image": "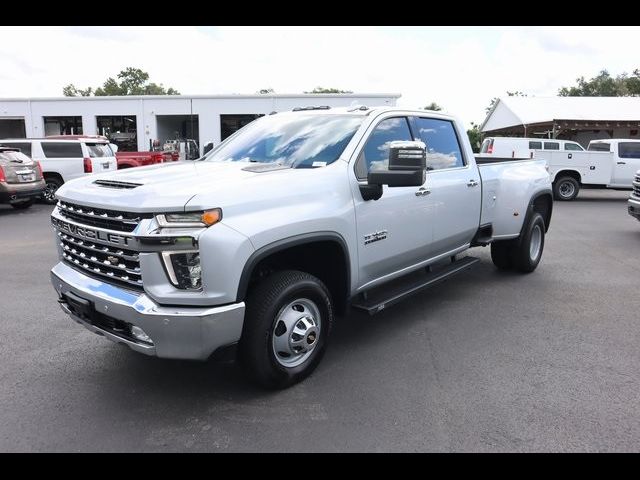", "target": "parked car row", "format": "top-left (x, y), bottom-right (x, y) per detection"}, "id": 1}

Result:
top-left (0, 135), bottom-right (182, 206)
